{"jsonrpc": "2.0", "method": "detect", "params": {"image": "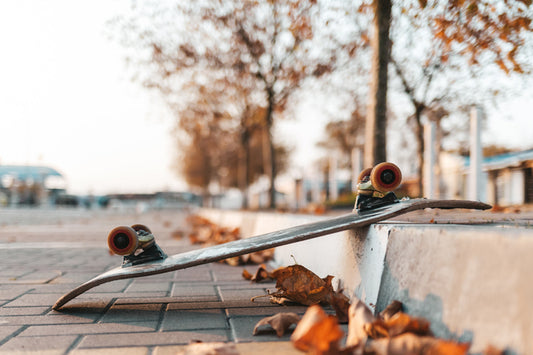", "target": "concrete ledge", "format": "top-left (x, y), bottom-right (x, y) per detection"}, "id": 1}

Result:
top-left (199, 209), bottom-right (533, 353)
